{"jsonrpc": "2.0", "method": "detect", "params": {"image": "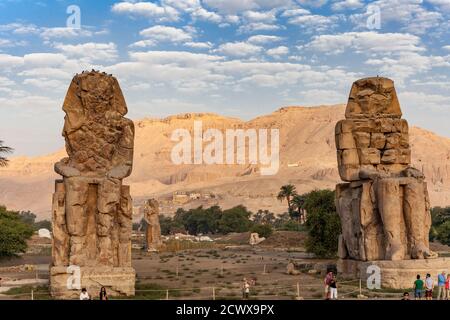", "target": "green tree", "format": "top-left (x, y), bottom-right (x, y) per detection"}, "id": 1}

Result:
top-left (277, 184), bottom-right (297, 215)
top-left (218, 205), bottom-right (253, 234)
top-left (252, 210), bottom-right (276, 226)
top-left (303, 189), bottom-right (341, 258)
top-left (291, 194), bottom-right (306, 222)
top-left (436, 221), bottom-right (450, 245)
top-left (250, 224), bottom-right (273, 238)
top-left (0, 206), bottom-right (34, 257)
top-left (0, 140), bottom-right (12, 167)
